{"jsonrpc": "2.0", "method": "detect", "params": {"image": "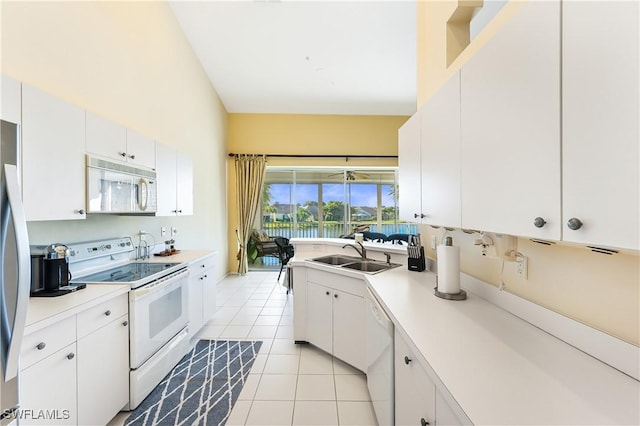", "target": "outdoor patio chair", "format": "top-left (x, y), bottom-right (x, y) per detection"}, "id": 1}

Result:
top-left (387, 233), bottom-right (412, 245)
top-left (362, 231), bottom-right (388, 242)
top-left (249, 229), bottom-right (279, 263)
top-left (274, 236), bottom-right (295, 282)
